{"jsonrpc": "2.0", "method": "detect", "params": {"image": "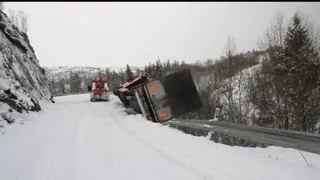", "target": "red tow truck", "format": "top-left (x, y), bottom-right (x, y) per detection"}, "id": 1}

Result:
top-left (88, 77), bottom-right (111, 102)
